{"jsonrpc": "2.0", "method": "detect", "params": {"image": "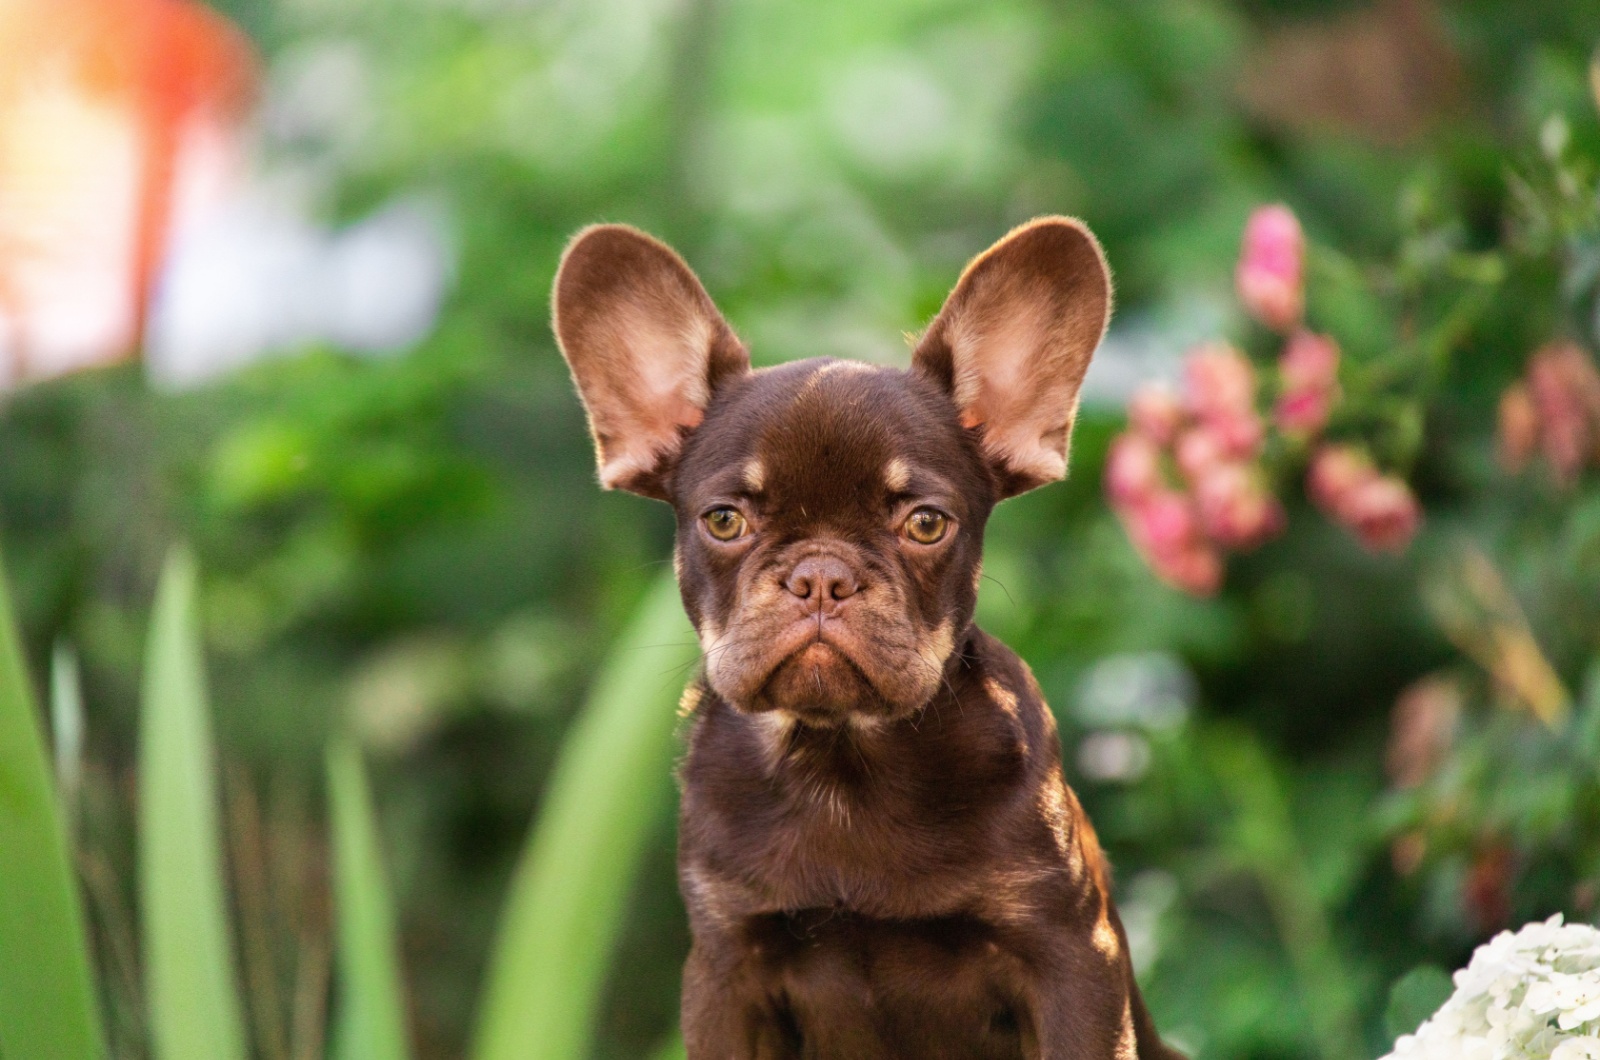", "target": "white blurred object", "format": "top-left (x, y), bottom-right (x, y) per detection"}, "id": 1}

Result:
top-left (0, 72), bottom-right (148, 382)
top-left (0, 0), bottom-right (256, 389)
top-left (145, 190), bottom-right (451, 387)
top-left (828, 55), bottom-right (953, 179)
top-left (1383, 915), bottom-right (1600, 1060)
top-left (1081, 295), bottom-right (1232, 407)
top-left (1075, 650), bottom-right (1195, 732)
top-left (1076, 730), bottom-right (1152, 784)
top-left (1118, 869), bottom-right (1179, 975)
